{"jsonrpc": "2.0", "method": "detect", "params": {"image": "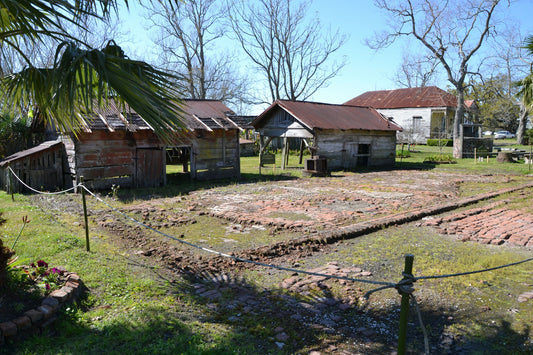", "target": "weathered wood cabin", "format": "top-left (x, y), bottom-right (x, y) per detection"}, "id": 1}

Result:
top-left (253, 100), bottom-right (402, 170)
top-left (0, 99), bottom-right (241, 192)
